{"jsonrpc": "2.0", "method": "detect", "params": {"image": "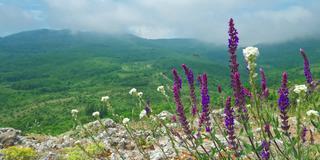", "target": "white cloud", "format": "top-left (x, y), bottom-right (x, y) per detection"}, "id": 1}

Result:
top-left (0, 3), bottom-right (47, 35)
top-left (1, 0), bottom-right (320, 44)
